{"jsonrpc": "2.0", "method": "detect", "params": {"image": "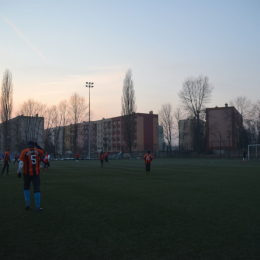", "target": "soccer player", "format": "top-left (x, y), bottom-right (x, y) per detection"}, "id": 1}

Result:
top-left (13, 153), bottom-right (20, 165)
top-left (99, 151), bottom-right (104, 167)
top-left (243, 150), bottom-right (247, 161)
top-left (2, 148), bottom-right (11, 175)
top-left (43, 152), bottom-right (50, 170)
top-left (17, 141), bottom-right (45, 211)
top-left (104, 151), bottom-right (109, 164)
top-left (76, 152), bottom-right (80, 162)
top-left (143, 150), bottom-right (153, 173)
